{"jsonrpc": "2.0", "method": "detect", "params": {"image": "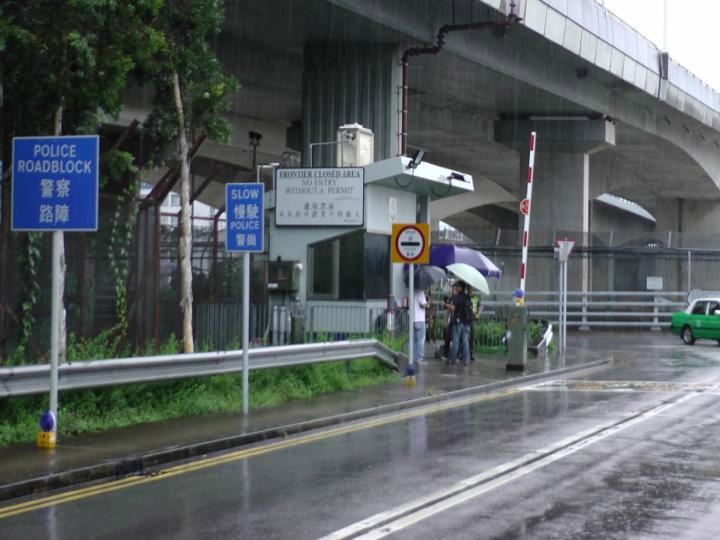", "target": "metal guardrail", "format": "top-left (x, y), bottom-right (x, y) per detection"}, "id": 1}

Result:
top-left (484, 291), bottom-right (687, 330)
top-left (0, 340), bottom-right (400, 398)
